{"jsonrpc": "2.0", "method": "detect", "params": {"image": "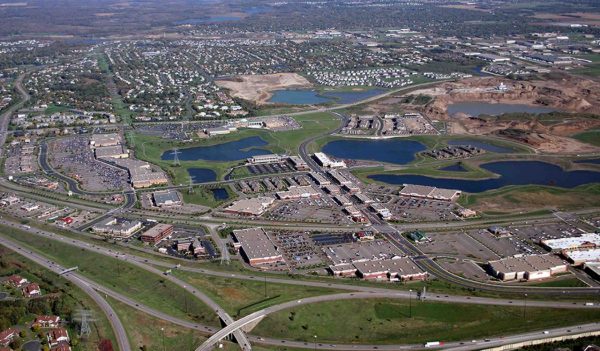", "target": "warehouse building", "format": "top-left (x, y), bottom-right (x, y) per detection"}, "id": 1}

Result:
top-left (487, 254), bottom-right (568, 281)
top-left (94, 145), bottom-right (129, 159)
top-left (310, 172), bottom-right (331, 186)
top-left (353, 258), bottom-right (427, 281)
top-left (152, 189), bottom-right (182, 207)
top-left (247, 154), bottom-right (285, 164)
top-left (140, 223), bottom-right (174, 244)
top-left (289, 156), bottom-right (309, 171)
top-left (540, 233), bottom-right (600, 251)
top-left (90, 133), bottom-right (120, 147)
top-left (562, 248), bottom-right (600, 266)
top-left (399, 184), bottom-right (461, 201)
top-left (313, 152), bottom-right (346, 168)
top-left (224, 197), bottom-right (275, 216)
top-left (232, 227), bottom-right (284, 266)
